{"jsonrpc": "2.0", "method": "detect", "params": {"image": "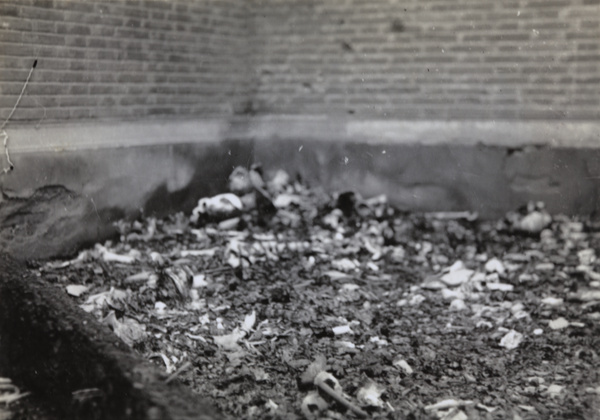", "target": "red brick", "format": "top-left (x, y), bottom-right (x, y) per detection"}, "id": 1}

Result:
top-left (117, 6), bottom-right (150, 19)
top-left (0, 4), bottom-right (20, 17)
top-left (69, 85), bottom-right (89, 95)
top-left (52, 1), bottom-right (95, 13)
top-left (20, 6), bottom-right (65, 21)
top-left (0, 0), bottom-right (597, 122)
top-left (567, 32), bottom-right (600, 40)
top-left (566, 54), bottom-right (600, 62)
top-left (116, 28), bottom-right (150, 39)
